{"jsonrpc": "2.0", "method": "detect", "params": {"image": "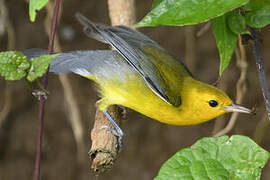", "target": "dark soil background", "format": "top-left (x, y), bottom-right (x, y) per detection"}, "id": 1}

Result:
top-left (1, 0), bottom-right (270, 179)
